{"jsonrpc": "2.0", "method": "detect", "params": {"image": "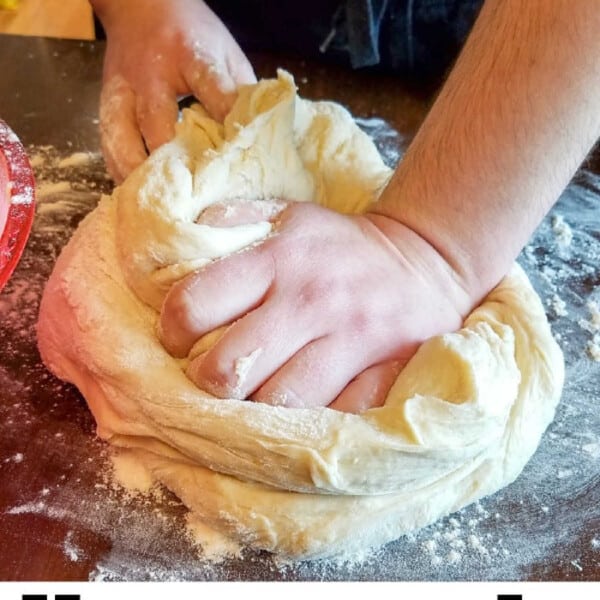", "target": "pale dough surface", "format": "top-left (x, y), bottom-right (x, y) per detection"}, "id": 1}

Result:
top-left (37, 71), bottom-right (564, 560)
